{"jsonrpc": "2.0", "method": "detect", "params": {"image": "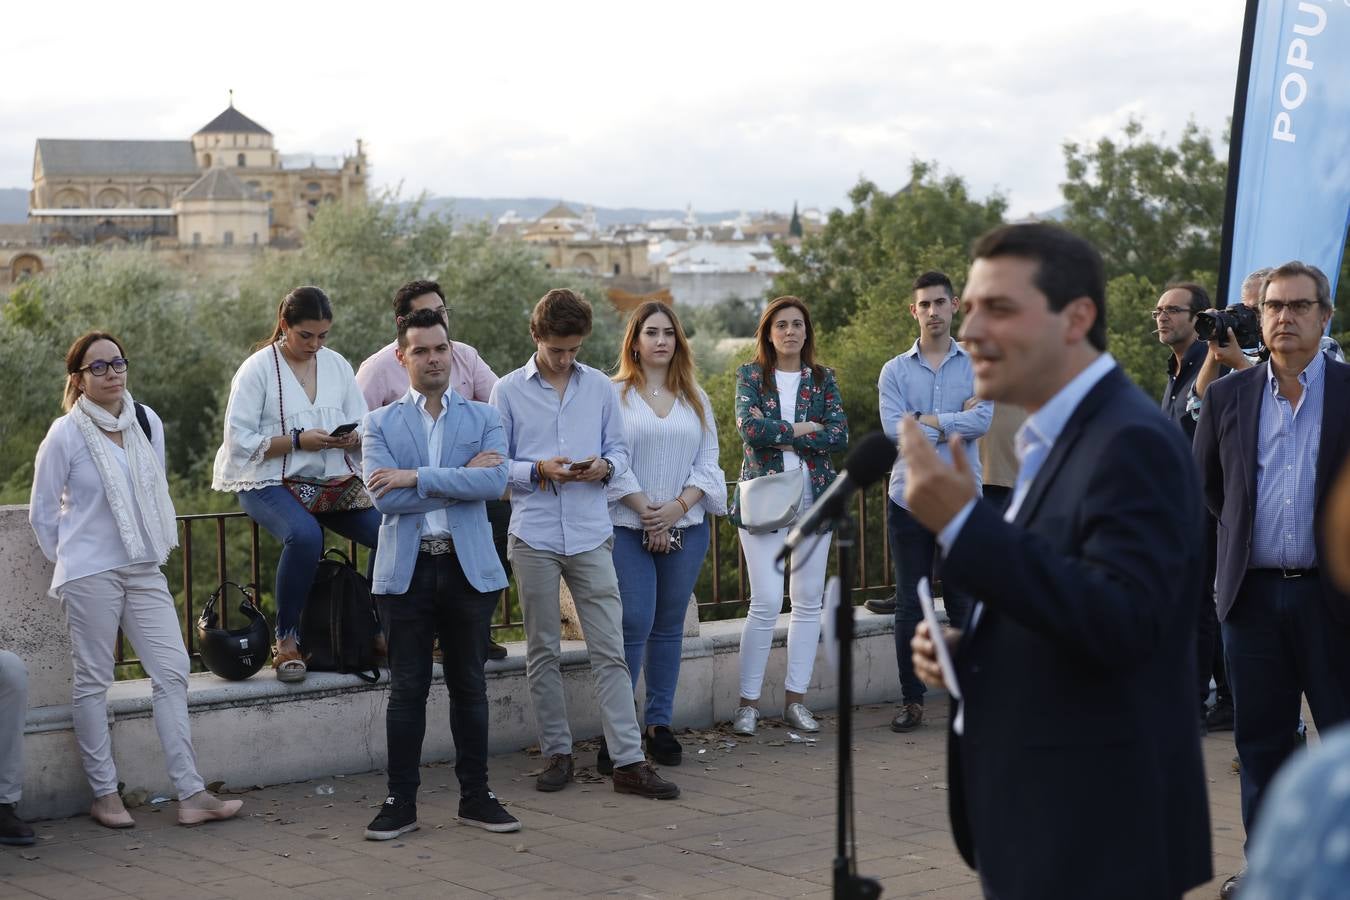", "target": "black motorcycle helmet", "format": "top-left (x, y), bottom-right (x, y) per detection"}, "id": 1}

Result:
top-left (197, 582), bottom-right (272, 680)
